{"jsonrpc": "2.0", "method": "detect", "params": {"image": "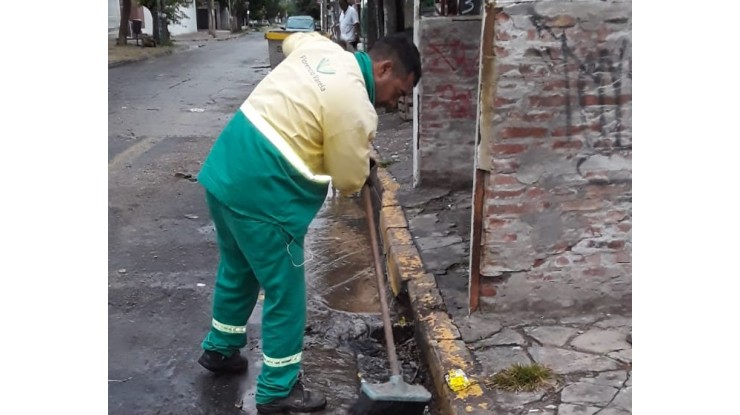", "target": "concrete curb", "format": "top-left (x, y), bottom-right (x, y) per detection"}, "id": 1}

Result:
top-left (368, 164), bottom-right (494, 415)
top-left (108, 47), bottom-right (179, 69)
